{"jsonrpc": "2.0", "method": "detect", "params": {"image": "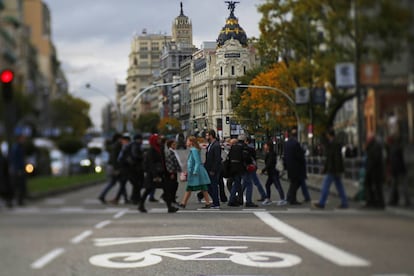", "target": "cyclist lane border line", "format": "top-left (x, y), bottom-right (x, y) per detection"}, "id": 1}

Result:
top-left (254, 211), bottom-right (371, 267)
